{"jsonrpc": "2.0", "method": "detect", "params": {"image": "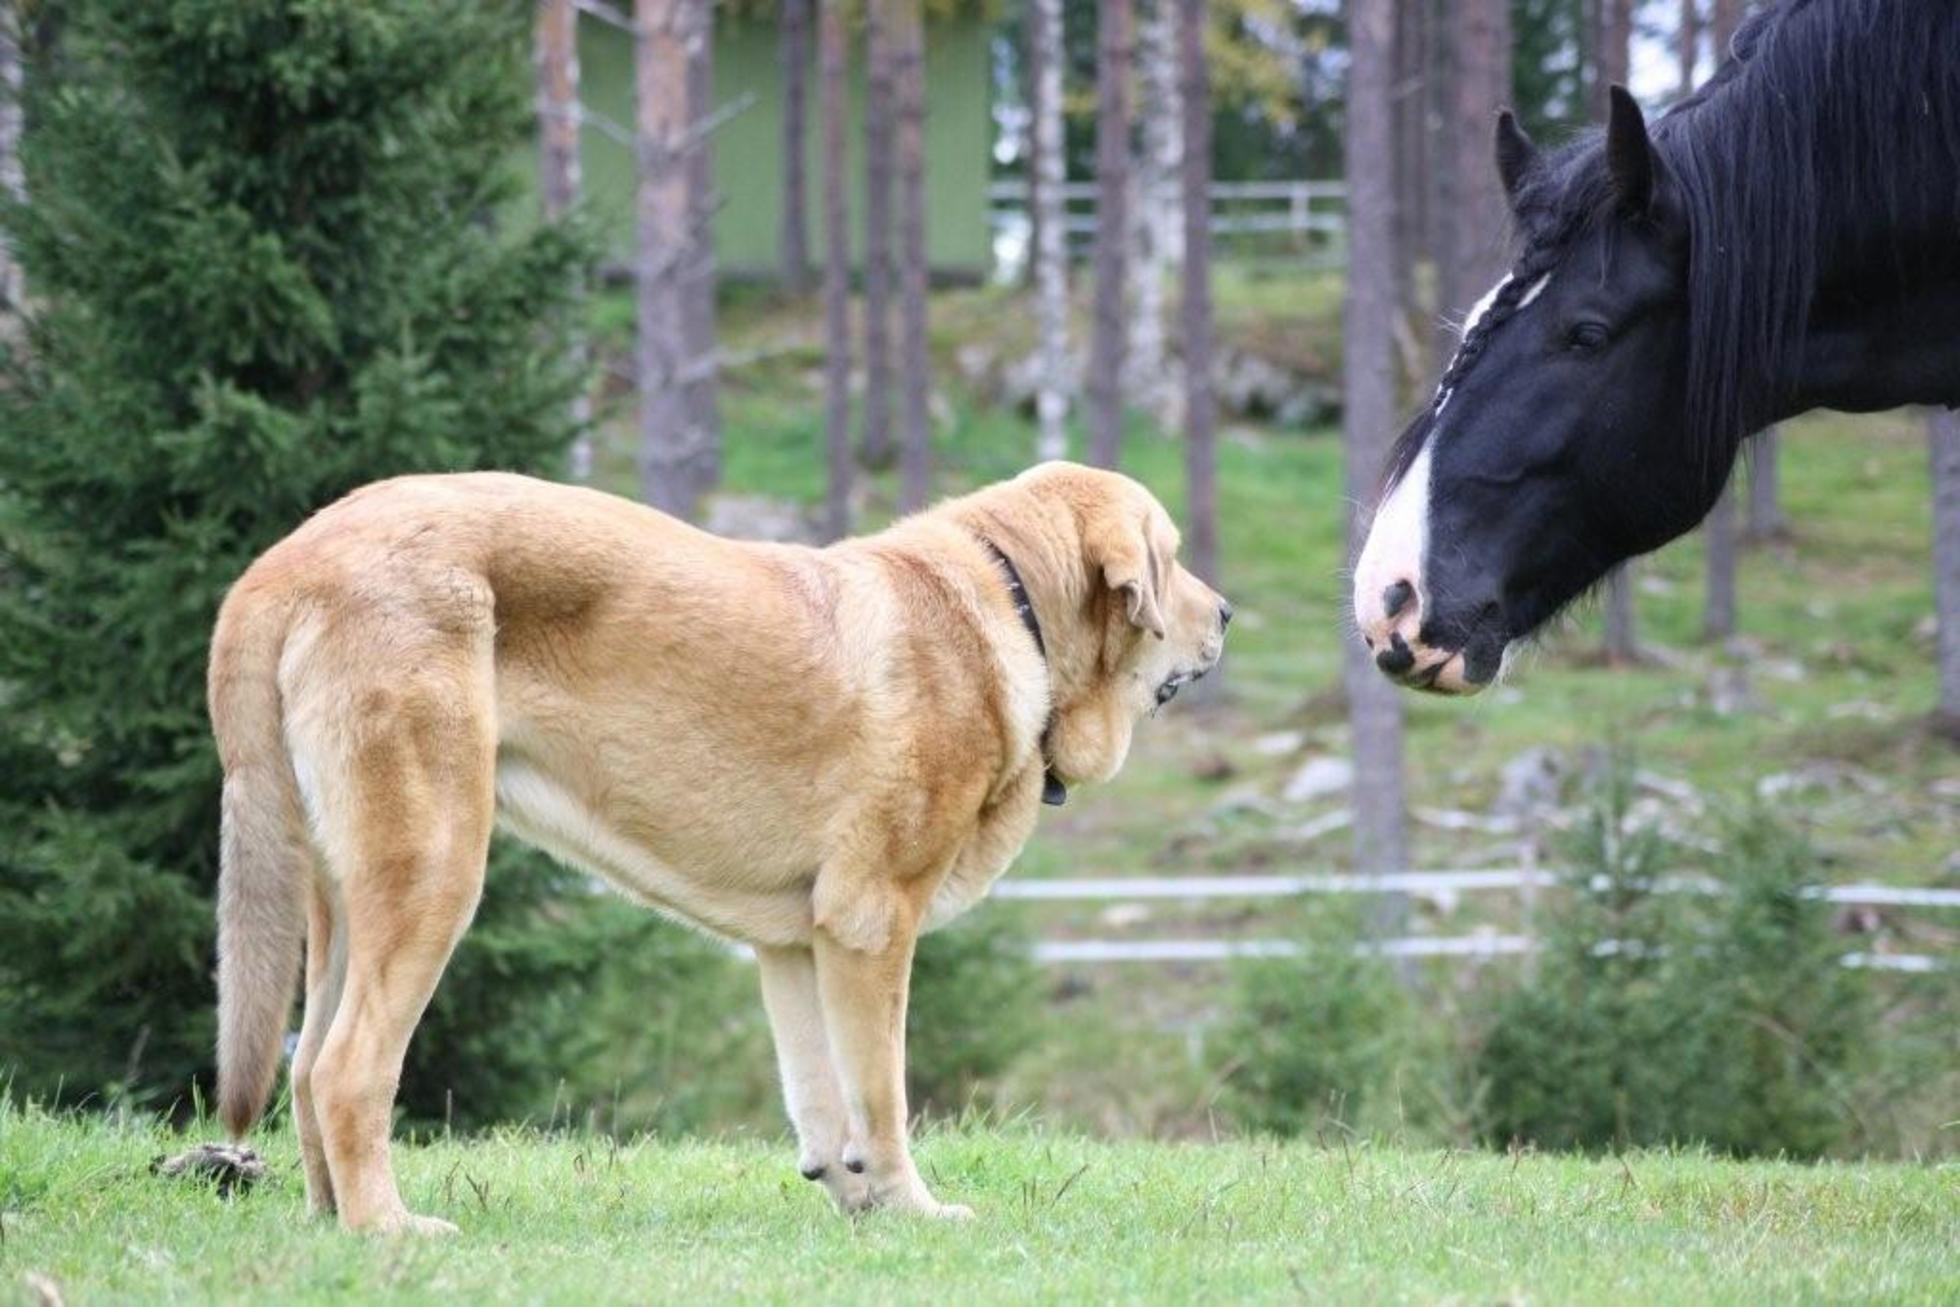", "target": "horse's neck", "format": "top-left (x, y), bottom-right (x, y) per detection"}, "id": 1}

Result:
top-left (1797, 274), bottom-right (1960, 418)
